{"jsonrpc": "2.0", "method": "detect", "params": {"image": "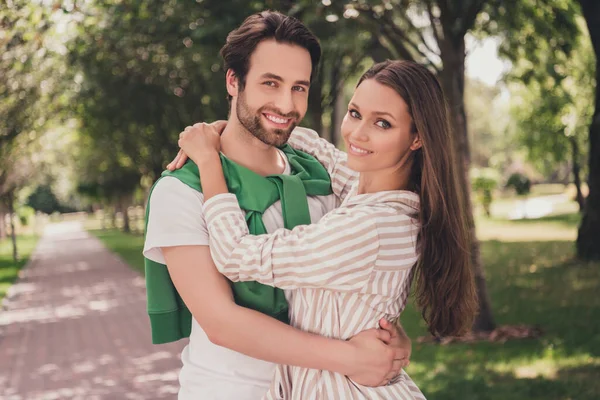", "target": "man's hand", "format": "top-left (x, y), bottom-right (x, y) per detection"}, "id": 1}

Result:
top-left (167, 121), bottom-right (227, 170)
top-left (380, 318), bottom-right (411, 368)
top-left (345, 320), bottom-right (410, 387)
